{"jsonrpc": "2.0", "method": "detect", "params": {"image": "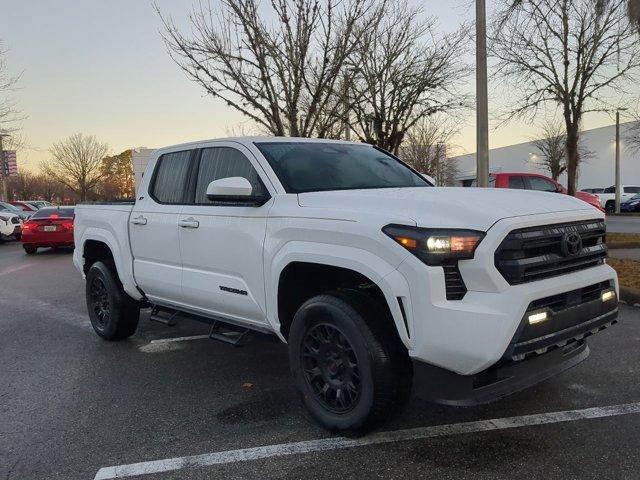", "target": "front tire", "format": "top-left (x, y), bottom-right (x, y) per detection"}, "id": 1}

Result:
top-left (289, 291), bottom-right (412, 433)
top-left (86, 261), bottom-right (140, 340)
